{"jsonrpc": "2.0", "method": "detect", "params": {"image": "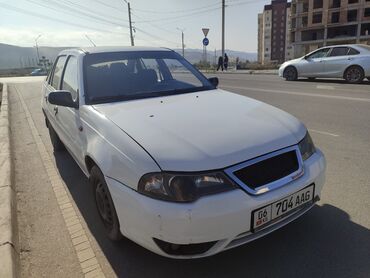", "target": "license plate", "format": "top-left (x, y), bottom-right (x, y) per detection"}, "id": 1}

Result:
top-left (252, 184), bottom-right (314, 231)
